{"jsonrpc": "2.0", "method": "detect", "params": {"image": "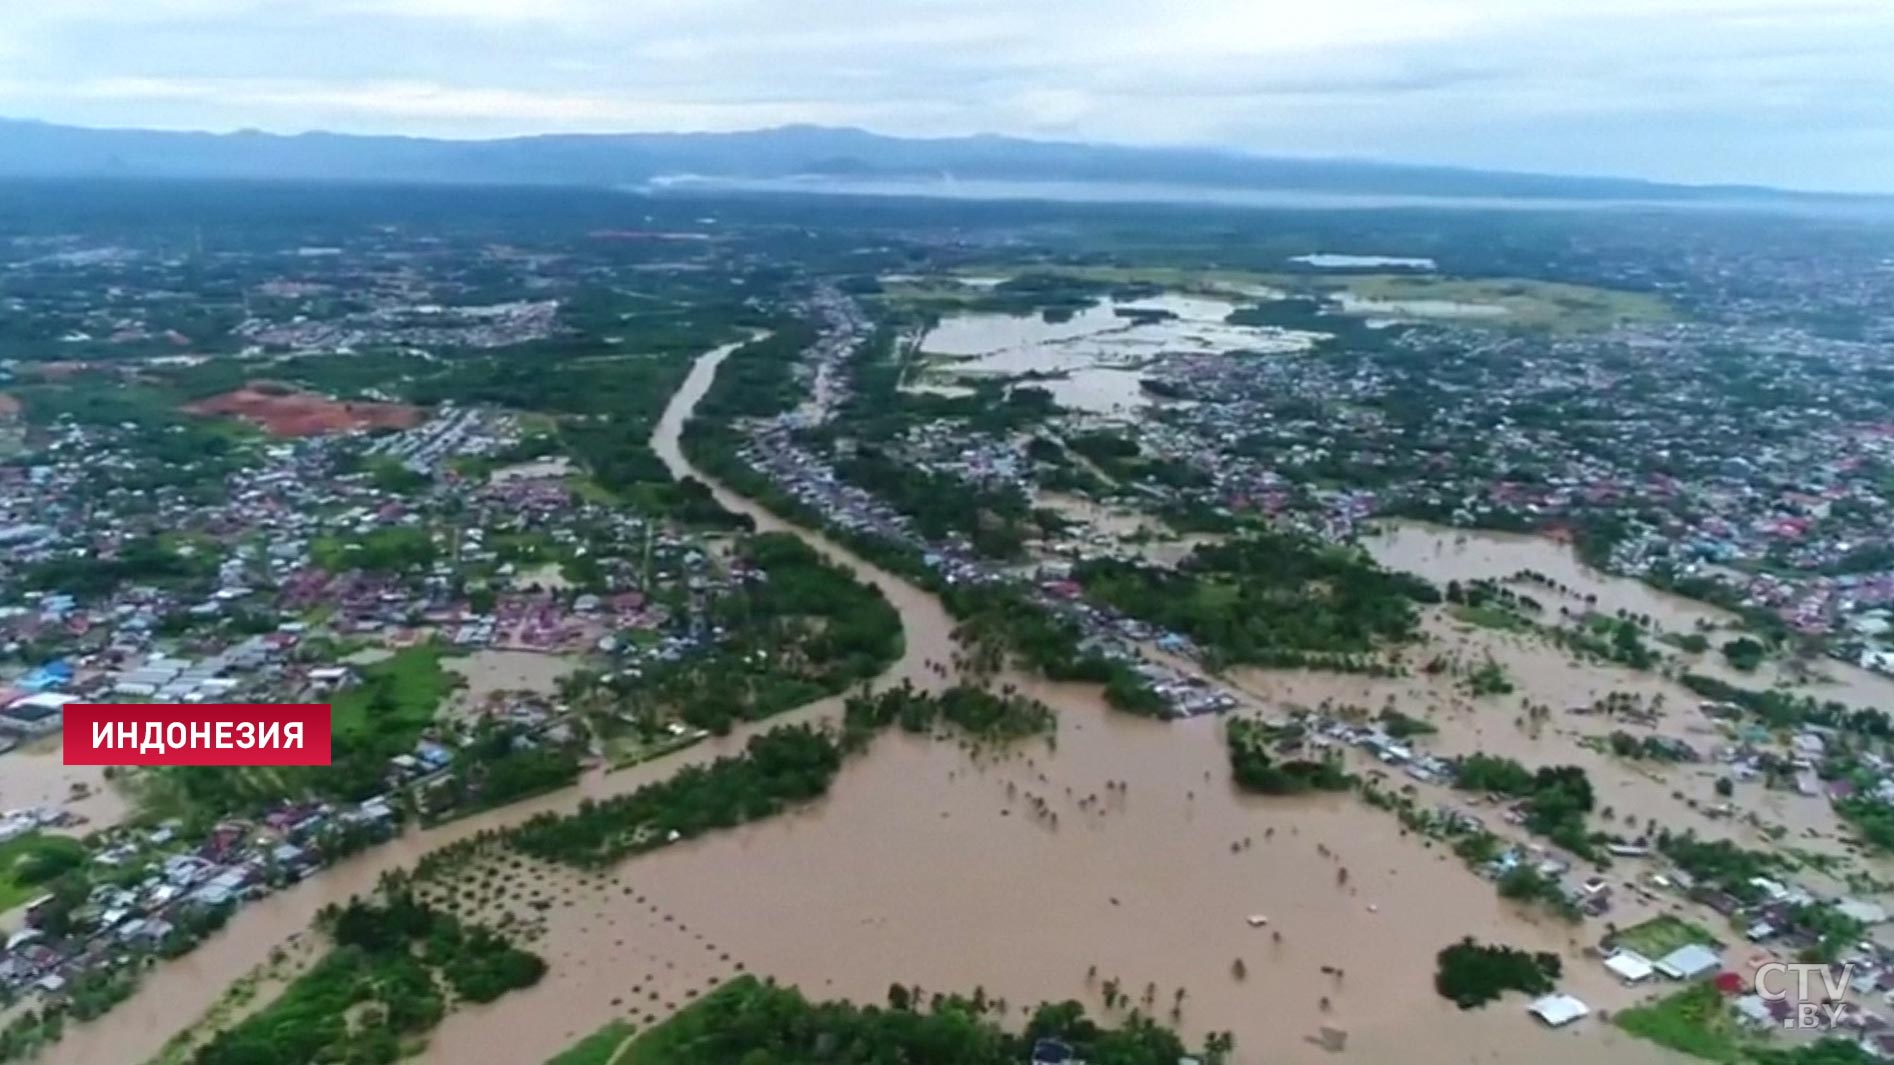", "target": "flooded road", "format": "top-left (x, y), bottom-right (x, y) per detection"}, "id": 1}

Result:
top-left (69, 342), bottom-right (1699, 1065)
